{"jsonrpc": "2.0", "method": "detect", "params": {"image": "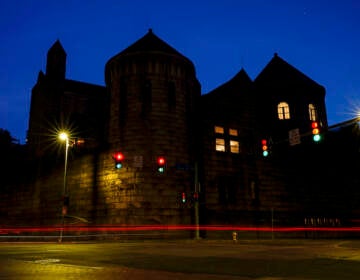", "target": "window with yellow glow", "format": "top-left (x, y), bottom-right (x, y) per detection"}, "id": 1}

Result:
top-left (309, 104), bottom-right (317, 121)
top-left (229, 128), bottom-right (238, 136)
top-left (277, 102), bottom-right (290, 120)
top-left (215, 138), bottom-right (225, 152)
top-left (214, 126), bottom-right (224, 134)
top-left (230, 140), bottom-right (239, 153)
